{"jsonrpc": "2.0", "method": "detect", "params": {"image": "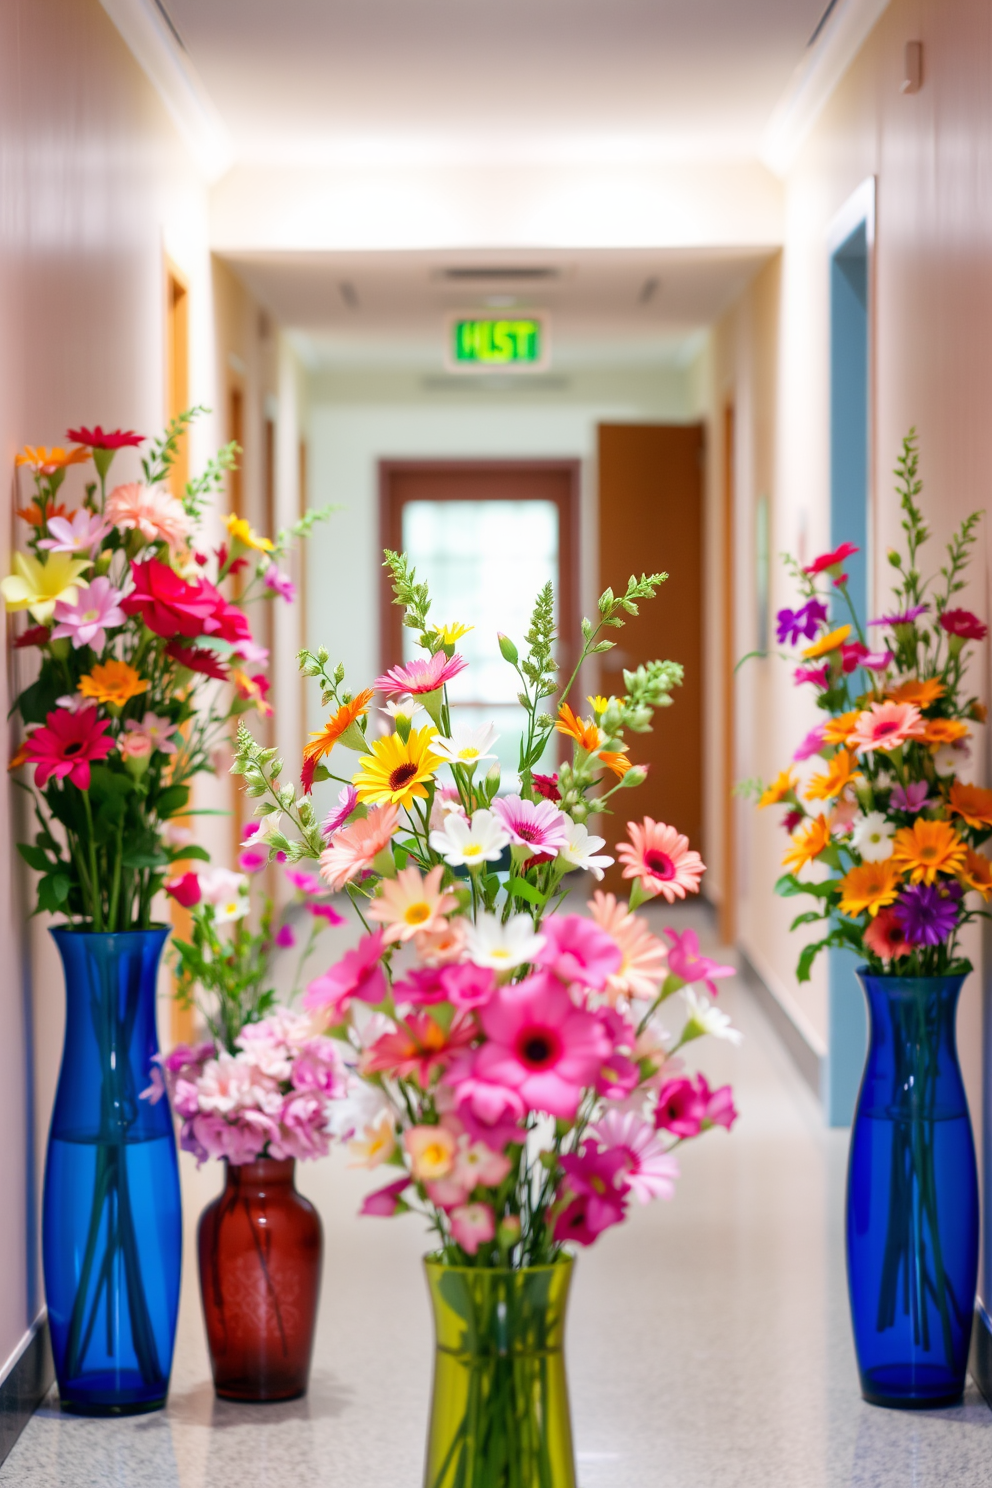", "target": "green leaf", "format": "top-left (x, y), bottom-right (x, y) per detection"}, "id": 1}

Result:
top-left (790, 910), bottom-right (824, 930)
top-left (796, 939), bottom-right (828, 983)
top-left (37, 873), bottom-right (71, 913)
top-left (508, 875), bottom-right (544, 907)
top-left (122, 848), bottom-right (169, 870)
top-left (774, 873), bottom-right (804, 898)
top-left (17, 842), bottom-right (51, 872)
top-left (167, 844), bottom-right (211, 863)
top-left (155, 784), bottom-right (191, 819)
